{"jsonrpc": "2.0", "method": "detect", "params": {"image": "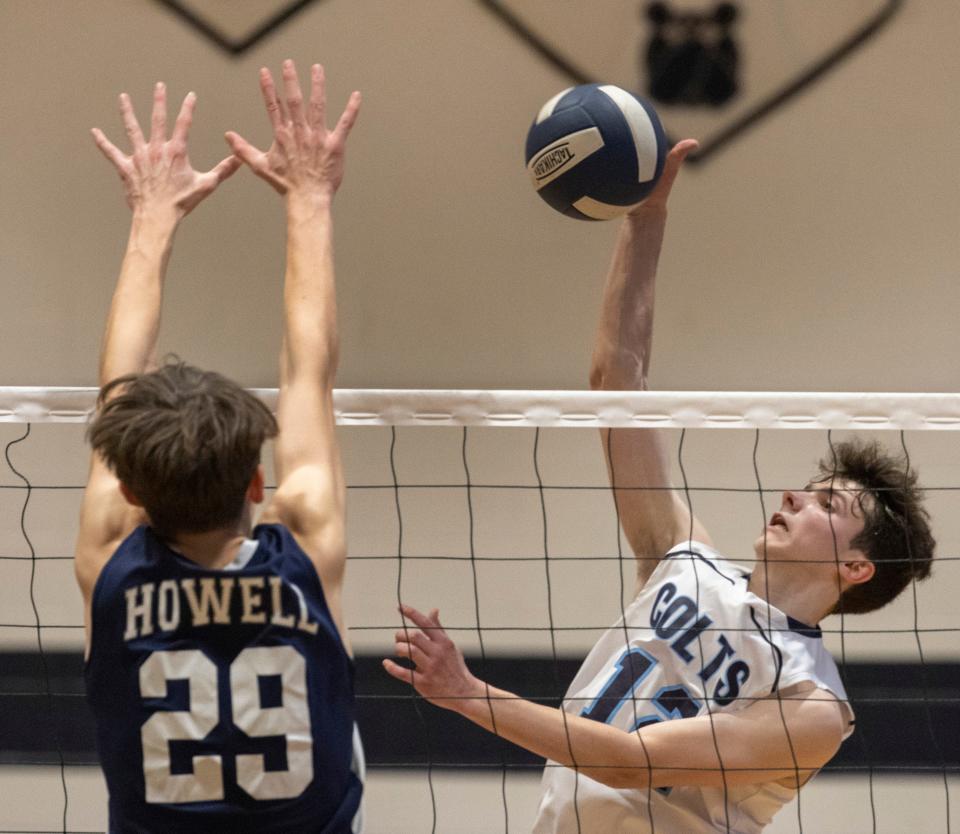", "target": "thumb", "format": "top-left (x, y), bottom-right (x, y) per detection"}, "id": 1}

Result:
top-left (633, 138), bottom-right (699, 212)
top-left (224, 131), bottom-right (261, 168)
top-left (658, 139), bottom-right (699, 188)
top-left (209, 154), bottom-right (242, 183)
